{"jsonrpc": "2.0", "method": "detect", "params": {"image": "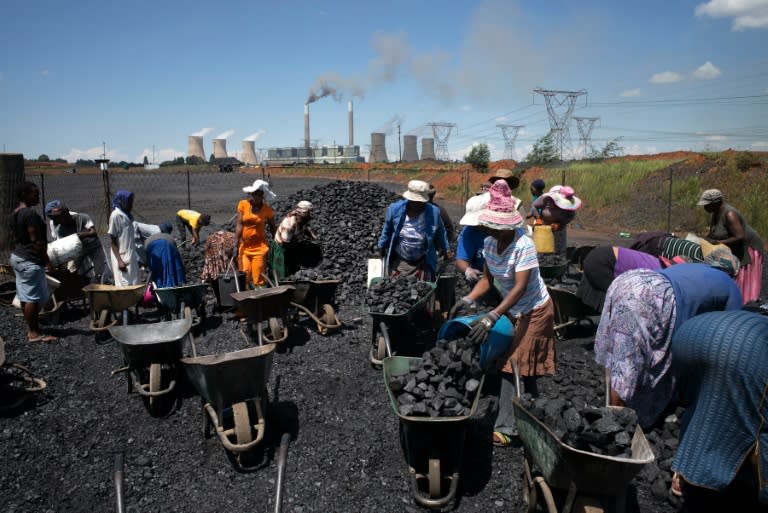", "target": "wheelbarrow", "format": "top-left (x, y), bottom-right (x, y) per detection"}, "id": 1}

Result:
top-left (547, 286), bottom-right (600, 340)
top-left (383, 355), bottom-right (484, 509)
top-left (434, 272), bottom-right (458, 320)
top-left (47, 269), bottom-right (90, 305)
top-left (368, 280), bottom-right (437, 366)
top-left (281, 279), bottom-right (342, 335)
top-left (154, 282), bottom-right (209, 331)
top-left (181, 342), bottom-right (275, 467)
top-left (230, 285), bottom-right (295, 345)
top-left (511, 363), bottom-right (655, 513)
top-left (0, 337), bottom-right (47, 412)
top-left (108, 316), bottom-right (192, 416)
top-left (82, 283), bottom-right (147, 332)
